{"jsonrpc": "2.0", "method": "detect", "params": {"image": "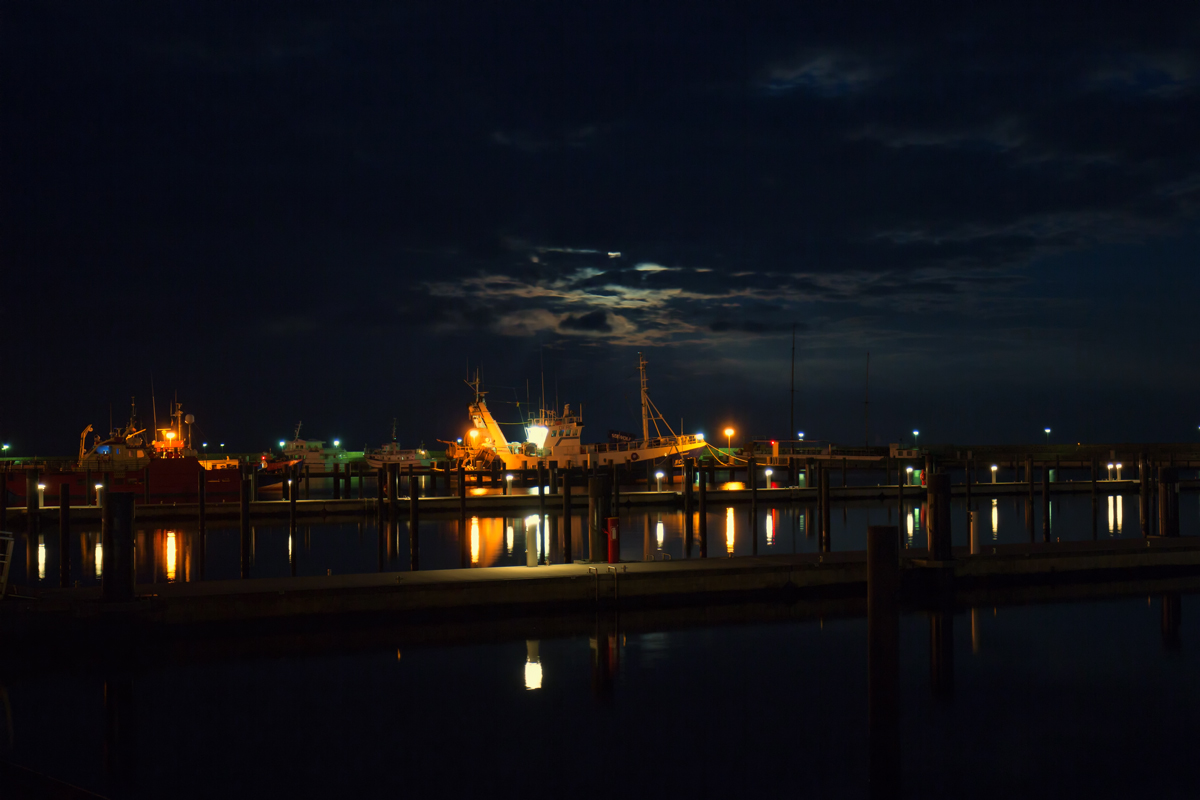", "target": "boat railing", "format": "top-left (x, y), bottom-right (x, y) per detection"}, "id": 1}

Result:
top-left (584, 434), bottom-right (703, 455)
